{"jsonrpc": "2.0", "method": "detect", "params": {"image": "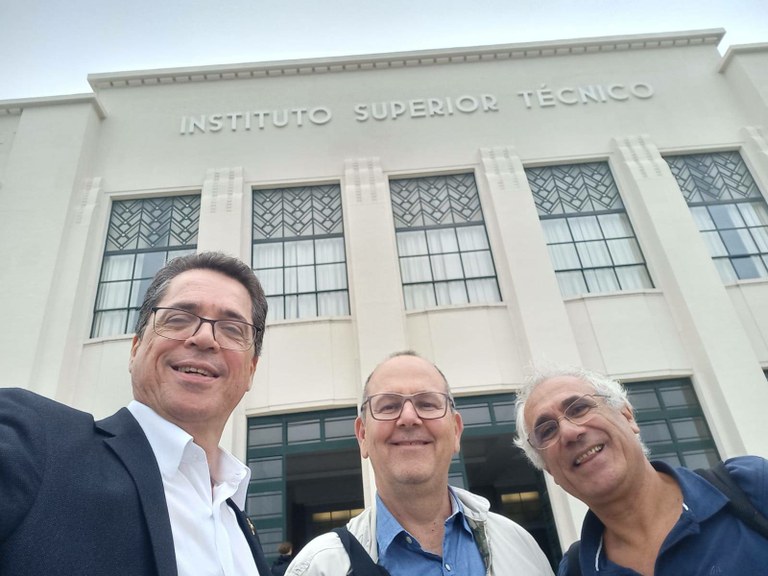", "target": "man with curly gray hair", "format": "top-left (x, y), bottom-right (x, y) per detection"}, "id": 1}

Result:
top-left (514, 366), bottom-right (768, 576)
